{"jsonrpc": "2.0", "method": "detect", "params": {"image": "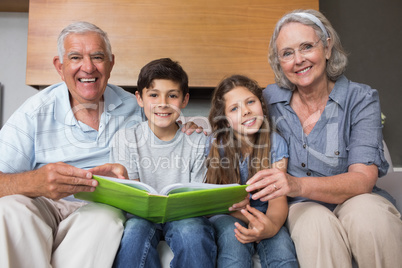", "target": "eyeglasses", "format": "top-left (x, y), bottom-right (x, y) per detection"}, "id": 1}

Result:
top-left (277, 40), bottom-right (321, 62)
